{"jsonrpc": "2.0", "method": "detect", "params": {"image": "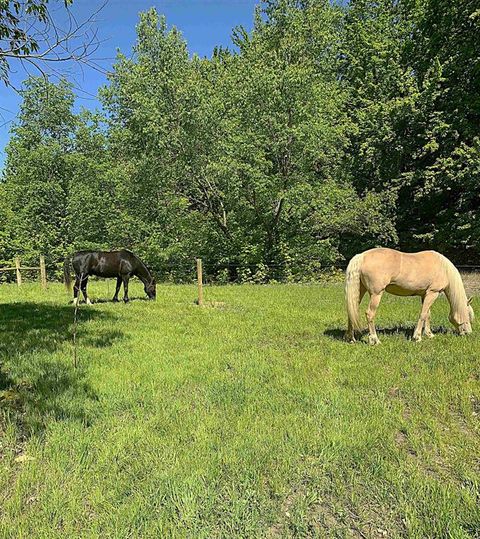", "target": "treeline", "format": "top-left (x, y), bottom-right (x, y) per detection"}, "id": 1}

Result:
top-left (0, 0), bottom-right (479, 281)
